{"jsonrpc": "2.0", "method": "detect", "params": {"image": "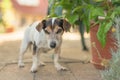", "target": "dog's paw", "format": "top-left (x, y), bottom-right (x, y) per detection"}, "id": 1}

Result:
top-left (30, 69), bottom-right (38, 73)
top-left (55, 65), bottom-right (68, 71)
top-left (39, 62), bottom-right (46, 66)
top-left (18, 62), bottom-right (25, 68)
top-left (30, 67), bottom-right (38, 73)
top-left (58, 66), bottom-right (68, 71)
